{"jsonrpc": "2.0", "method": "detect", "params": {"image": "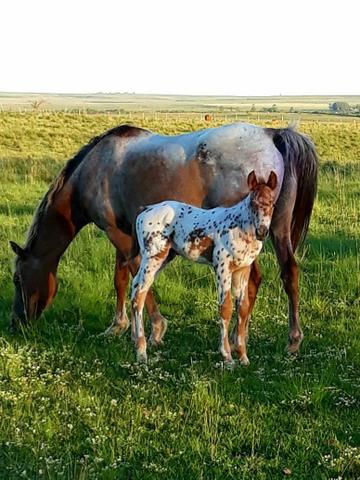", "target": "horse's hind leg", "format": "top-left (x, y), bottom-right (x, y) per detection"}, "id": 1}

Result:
top-left (272, 233), bottom-right (303, 354)
top-left (128, 256), bottom-right (168, 346)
